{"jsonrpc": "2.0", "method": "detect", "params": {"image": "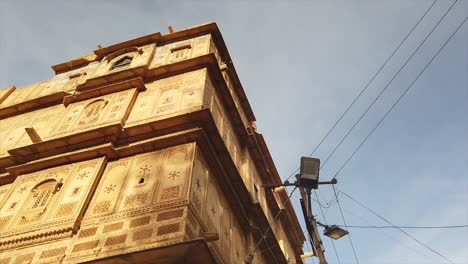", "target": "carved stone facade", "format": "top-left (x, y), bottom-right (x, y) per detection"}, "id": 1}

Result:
top-left (0, 23), bottom-right (305, 263)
